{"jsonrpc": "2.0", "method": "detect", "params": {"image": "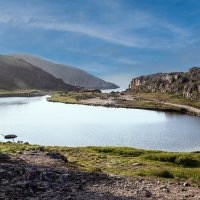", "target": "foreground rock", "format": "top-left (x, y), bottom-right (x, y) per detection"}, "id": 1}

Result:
top-left (0, 152), bottom-right (200, 200)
